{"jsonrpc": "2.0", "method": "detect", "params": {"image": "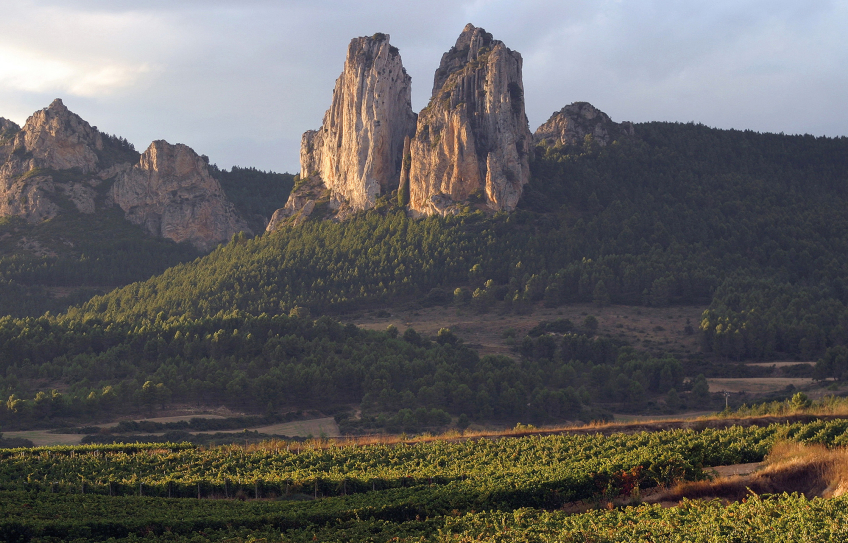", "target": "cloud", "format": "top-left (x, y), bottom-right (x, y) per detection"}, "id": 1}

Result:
top-left (1, 0), bottom-right (845, 173)
top-left (0, 45), bottom-right (153, 96)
